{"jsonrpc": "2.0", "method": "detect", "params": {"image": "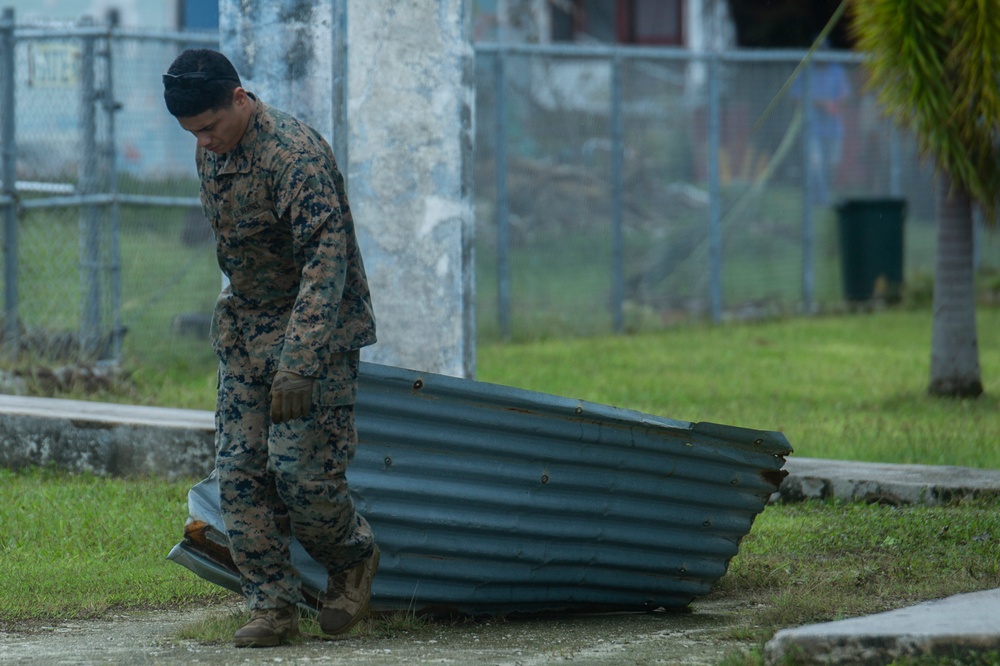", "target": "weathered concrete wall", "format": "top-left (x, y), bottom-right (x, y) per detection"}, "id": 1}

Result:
top-left (220, 0), bottom-right (476, 379)
top-left (0, 396), bottom-right (214, 479)
top-left (347, 0), bottom-right (476, 379)
top-left (218, 1), bottom-right (338, 144)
